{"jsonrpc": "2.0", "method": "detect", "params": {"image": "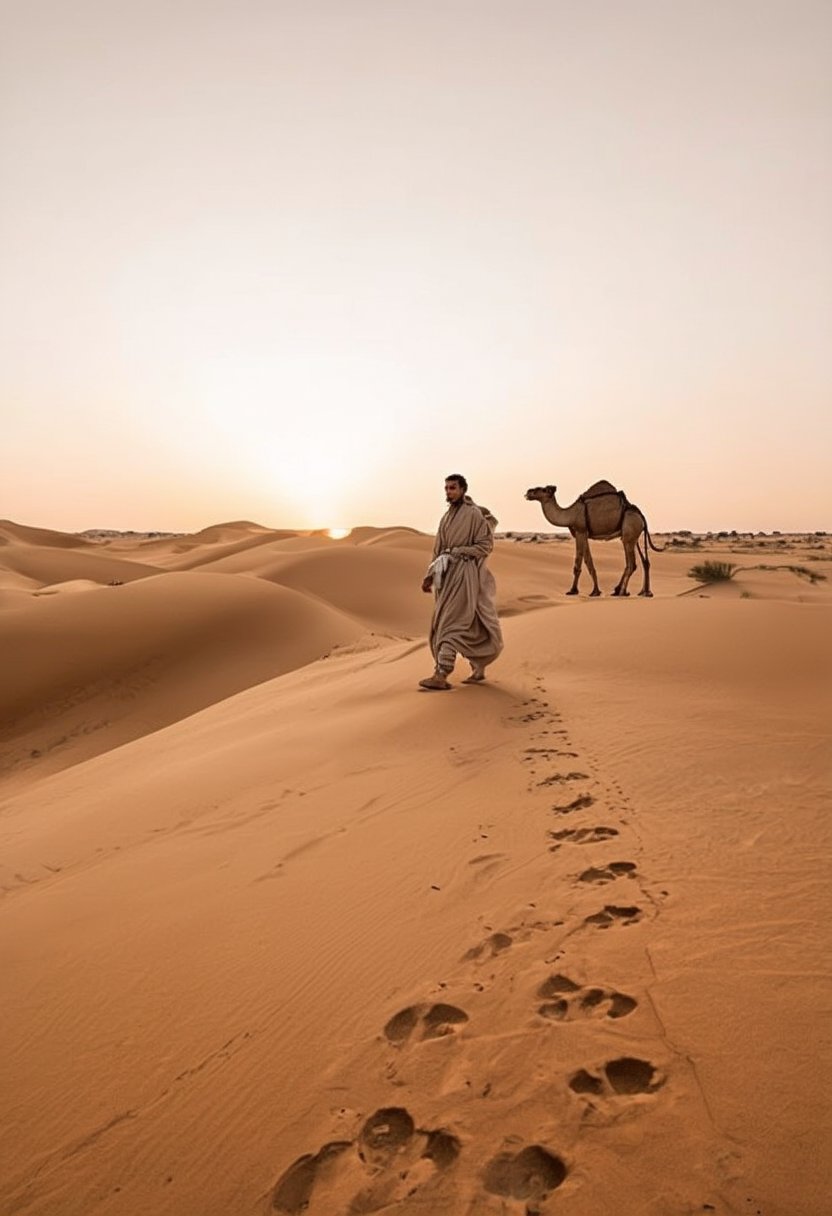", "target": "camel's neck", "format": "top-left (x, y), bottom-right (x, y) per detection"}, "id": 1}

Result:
top-left (540, 494), bottom-right (570, 527)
